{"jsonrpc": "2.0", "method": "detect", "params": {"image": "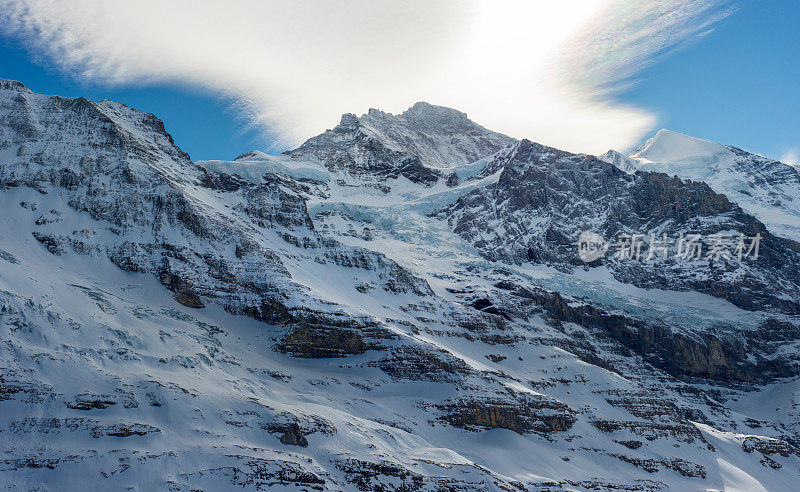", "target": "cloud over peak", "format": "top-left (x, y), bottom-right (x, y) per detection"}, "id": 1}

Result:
top-left (1, 0), bottom-right (734, 155)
